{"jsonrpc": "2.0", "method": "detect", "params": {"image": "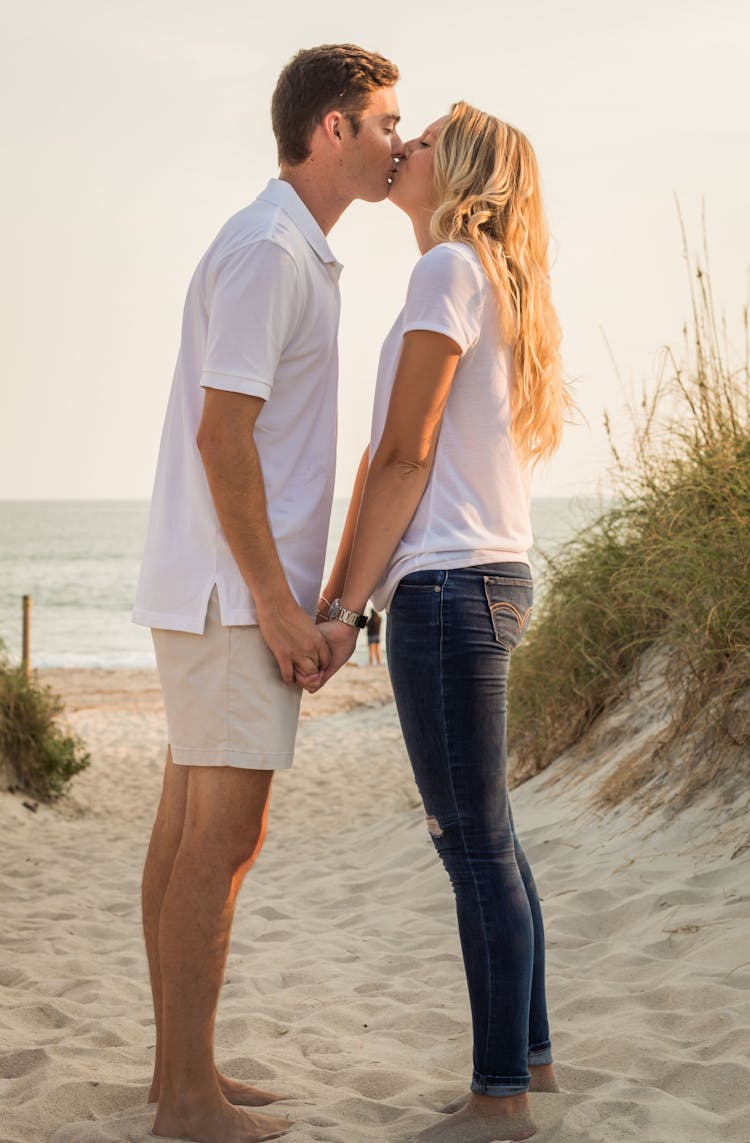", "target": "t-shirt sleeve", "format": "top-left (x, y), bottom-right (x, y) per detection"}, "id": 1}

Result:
top-left (200, 239), bottom-right (303, 399)
top-left (402, 244), bottom-right (484, 353)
